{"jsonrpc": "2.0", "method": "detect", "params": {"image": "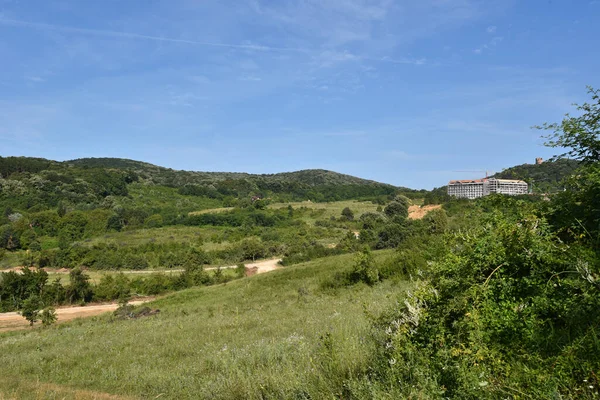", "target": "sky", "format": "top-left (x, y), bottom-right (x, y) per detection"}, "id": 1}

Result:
top-left (0, 0), bottom-right (599, 189)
